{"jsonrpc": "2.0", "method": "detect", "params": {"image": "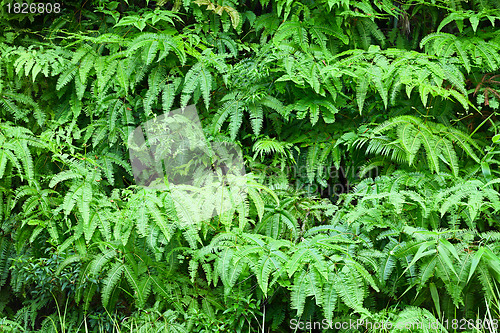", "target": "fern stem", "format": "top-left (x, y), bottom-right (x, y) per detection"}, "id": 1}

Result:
top-left (470, 111), bottom-right (498, 137)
